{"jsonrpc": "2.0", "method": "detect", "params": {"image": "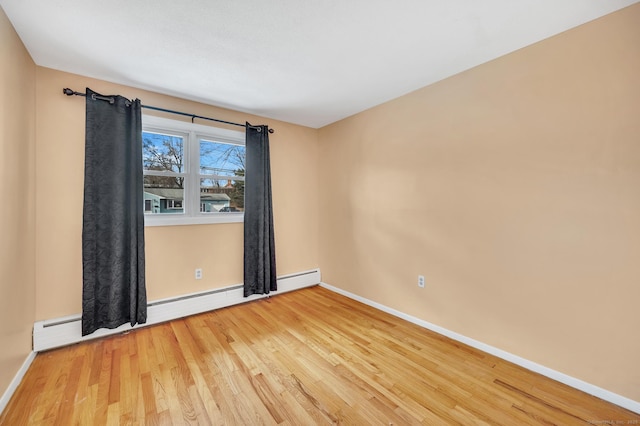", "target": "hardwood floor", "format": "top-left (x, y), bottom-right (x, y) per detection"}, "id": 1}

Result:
top-left (1, 286), bottom-right (637, 425)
